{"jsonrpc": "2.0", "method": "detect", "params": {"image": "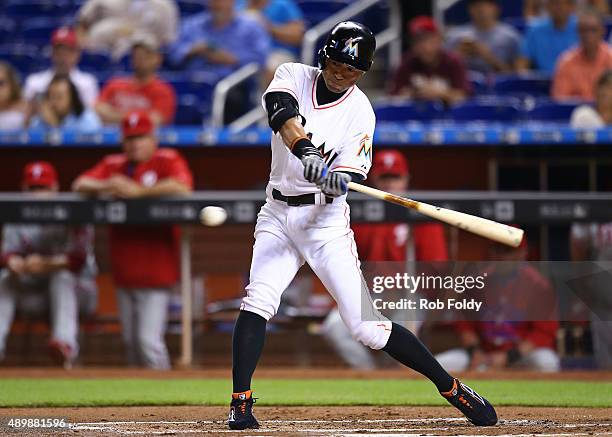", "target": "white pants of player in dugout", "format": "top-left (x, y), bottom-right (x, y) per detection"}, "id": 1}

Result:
top-left (241, 192), bottom-right (393, 350)
top-left (0, 268), bottom-right (82, 360)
